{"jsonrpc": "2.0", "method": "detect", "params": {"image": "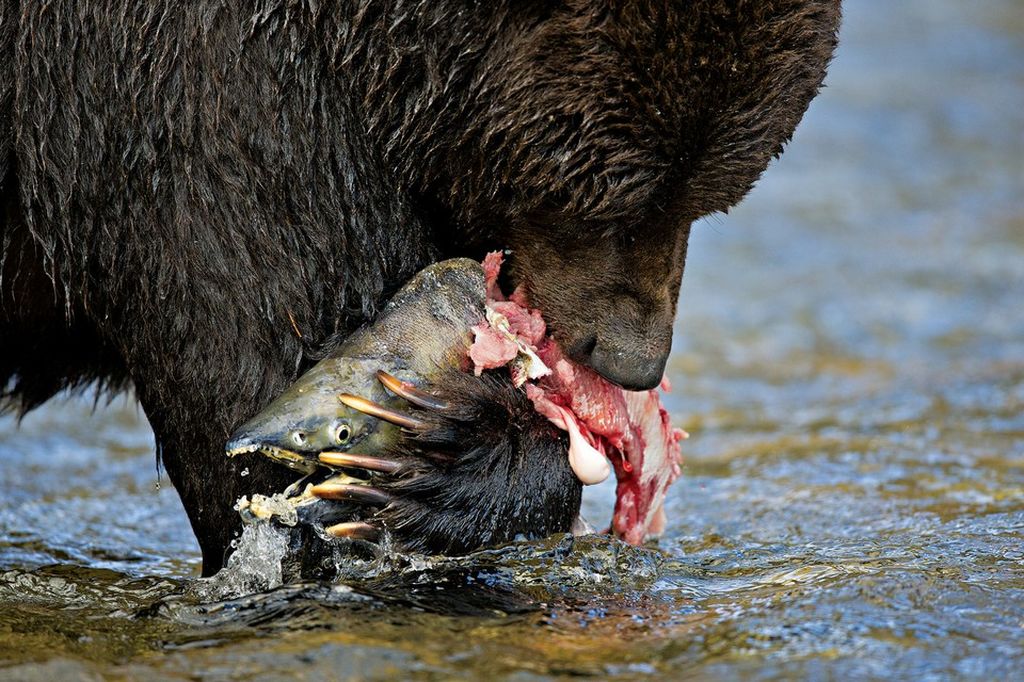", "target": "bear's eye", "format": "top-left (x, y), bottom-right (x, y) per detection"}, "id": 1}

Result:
top-left (291, 431), bottom-right (306, 447)
top-left (334, 424), bottom-right (351, 444)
